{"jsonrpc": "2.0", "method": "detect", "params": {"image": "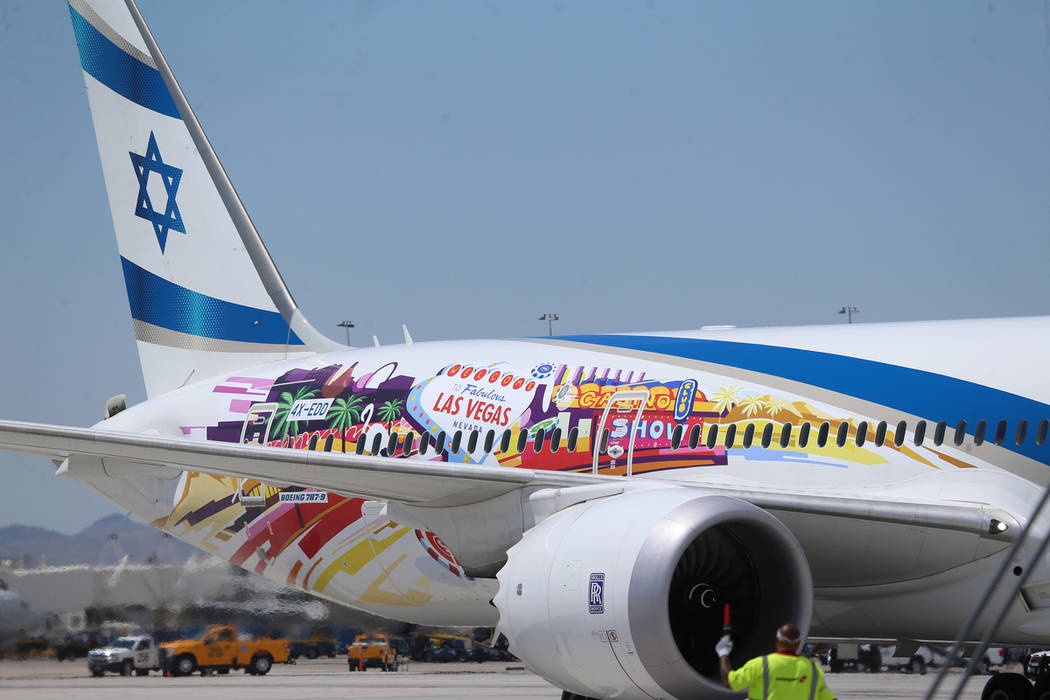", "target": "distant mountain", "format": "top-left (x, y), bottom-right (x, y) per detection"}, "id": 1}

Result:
top-left (0, 514), bottom-right (196, 567)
